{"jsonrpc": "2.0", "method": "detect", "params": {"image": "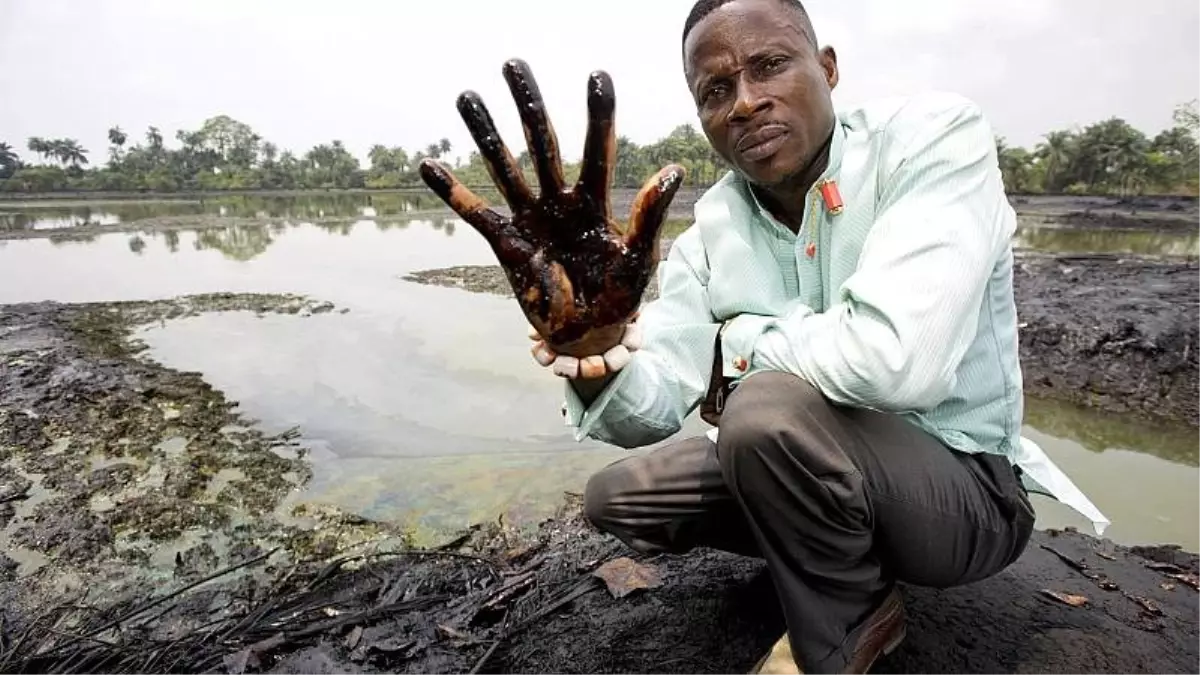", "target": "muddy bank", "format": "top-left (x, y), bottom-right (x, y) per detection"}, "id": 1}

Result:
top-left (1014, 252), bottom-right (1198, 424)
top-left (404, 246), bottom-right (1199, 427)
top-left (1, 497), bottom-right (1196, 673)
top-left (1011, 194), bottom-right (1198, 234)
top-left (0, 293), bottom-right (421, 654)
